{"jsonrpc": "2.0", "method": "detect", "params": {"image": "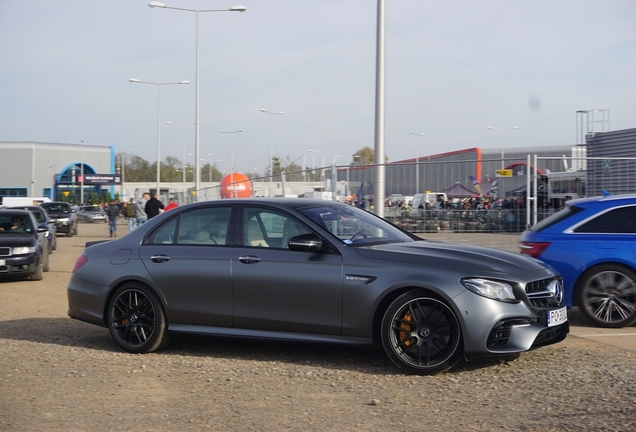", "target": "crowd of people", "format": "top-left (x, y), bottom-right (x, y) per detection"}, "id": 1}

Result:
top-left (73, 193), bottom-right (179, 238)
